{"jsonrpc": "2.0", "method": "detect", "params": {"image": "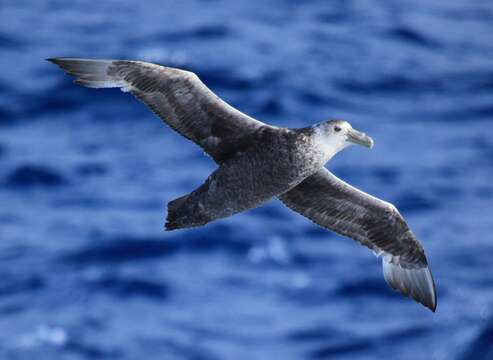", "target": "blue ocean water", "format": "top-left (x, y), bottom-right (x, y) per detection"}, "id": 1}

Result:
top-left (1, 0), bottom-right (493, 359)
